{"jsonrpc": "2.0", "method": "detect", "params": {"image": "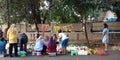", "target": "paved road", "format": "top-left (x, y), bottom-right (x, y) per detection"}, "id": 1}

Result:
top-left (1, 50), bottom-right (120, 60)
